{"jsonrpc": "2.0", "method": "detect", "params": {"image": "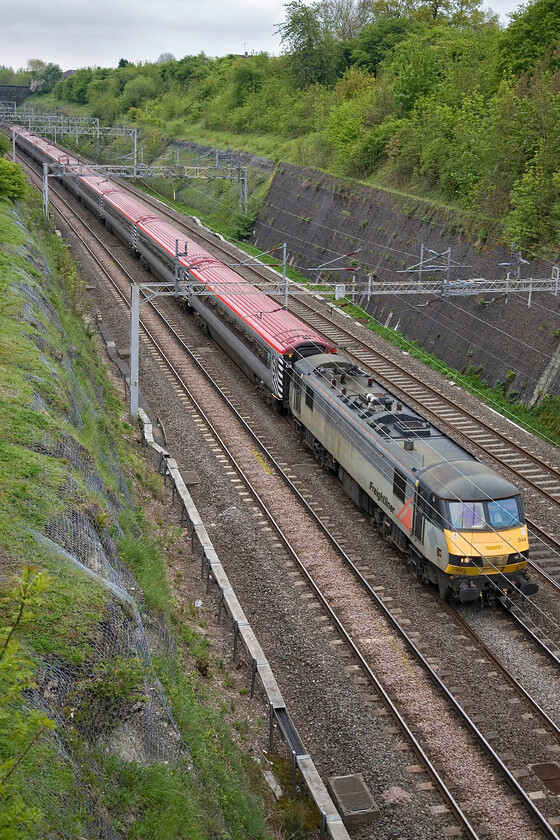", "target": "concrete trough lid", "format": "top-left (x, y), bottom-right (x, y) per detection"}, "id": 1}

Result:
top-left (328, 774), bottom-right (380, 828)
top-left (183, 470), bottom-right (200, 485)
